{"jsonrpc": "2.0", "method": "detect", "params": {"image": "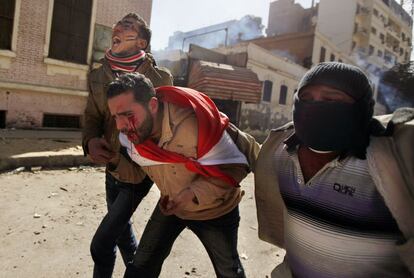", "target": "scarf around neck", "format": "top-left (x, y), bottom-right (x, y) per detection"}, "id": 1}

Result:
top-left (105, 49), bottom-right (146, 73)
